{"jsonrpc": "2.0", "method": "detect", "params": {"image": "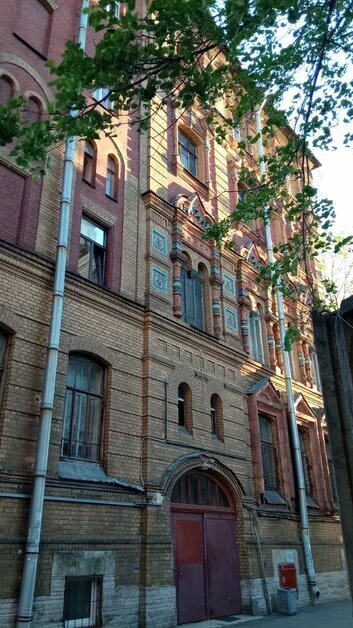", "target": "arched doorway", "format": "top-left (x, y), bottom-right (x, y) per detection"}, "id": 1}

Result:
top-left (171, 470), bottom-right (241, 624)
